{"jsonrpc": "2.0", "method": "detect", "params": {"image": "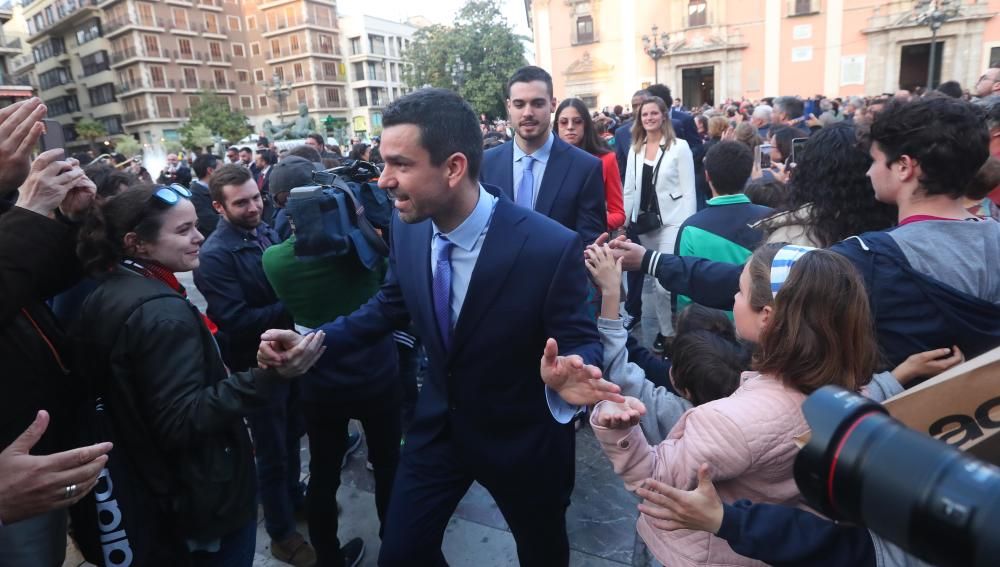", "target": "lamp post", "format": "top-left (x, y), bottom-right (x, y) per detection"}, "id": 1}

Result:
top-left (642, 25), bottom-right (670, 84)
top-left (913, 0), bottom-right (961, 90)
top-left (447, 54), bottom-right (471, 92)
top-left (261, 72), bottom-right (294, 122)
